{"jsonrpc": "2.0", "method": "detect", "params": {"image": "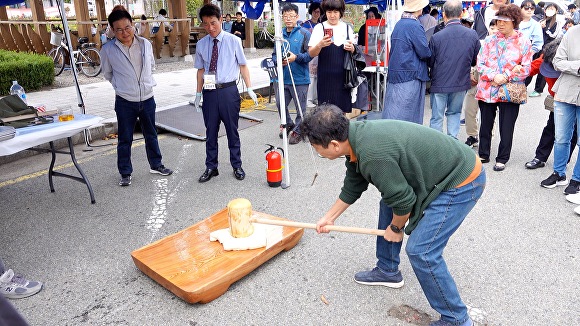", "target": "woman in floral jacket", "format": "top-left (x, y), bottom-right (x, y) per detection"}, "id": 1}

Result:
top-left (475, 4), bottom-right (533, 172)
